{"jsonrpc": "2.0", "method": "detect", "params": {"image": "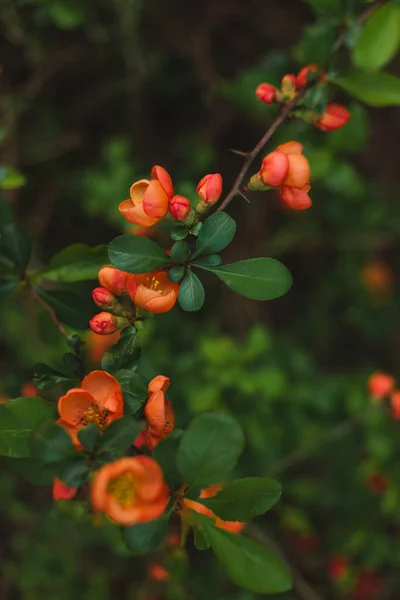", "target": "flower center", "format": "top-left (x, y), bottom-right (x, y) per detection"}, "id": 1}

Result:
top-left (108, 472), bottom-right (136, 507)
top-left (81, 404), bottom-right (109, 429)
top-left (145, 275), bottom-right (163, 294)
